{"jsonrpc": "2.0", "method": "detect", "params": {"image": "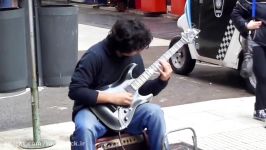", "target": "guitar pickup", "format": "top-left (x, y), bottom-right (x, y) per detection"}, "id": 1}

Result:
top-left (106, 105), bottom-right (117, 112)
